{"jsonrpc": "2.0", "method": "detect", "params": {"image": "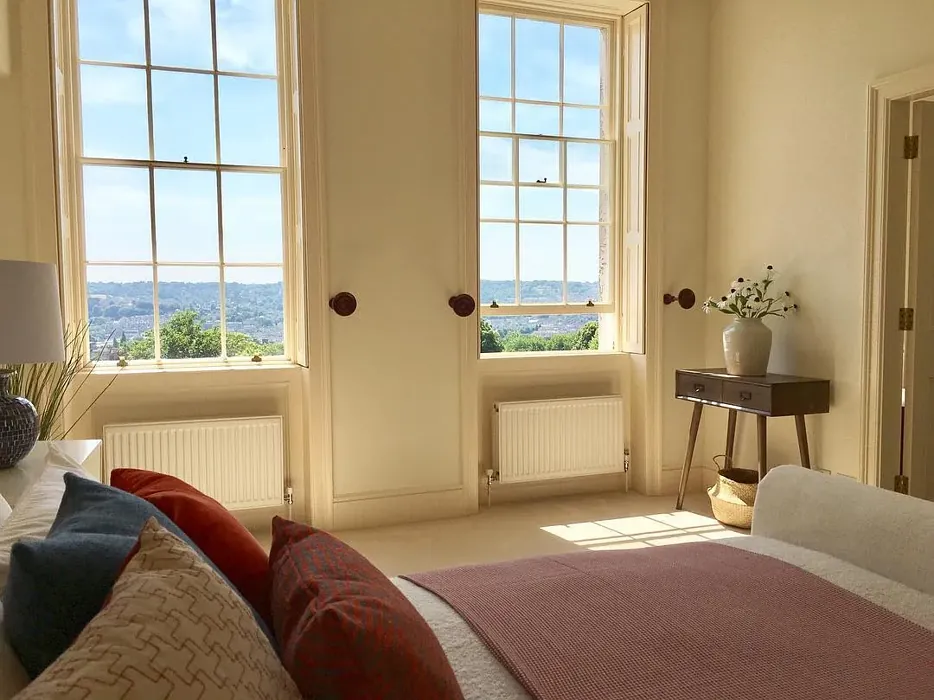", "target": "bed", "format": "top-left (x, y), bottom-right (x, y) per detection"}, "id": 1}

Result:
top-left (394, 466), bottom-right (934, 700)
top-left (0, 456), bottom-right (932, 699)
